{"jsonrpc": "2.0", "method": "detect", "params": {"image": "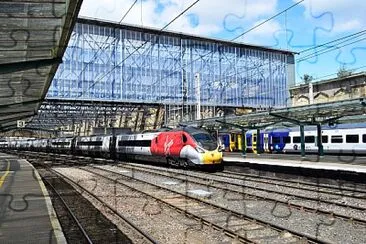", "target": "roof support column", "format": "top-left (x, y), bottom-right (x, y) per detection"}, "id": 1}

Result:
top-left (316, 123), bottom-right (324, 157)
top-left (300, 124), bottom-right (305, 158)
